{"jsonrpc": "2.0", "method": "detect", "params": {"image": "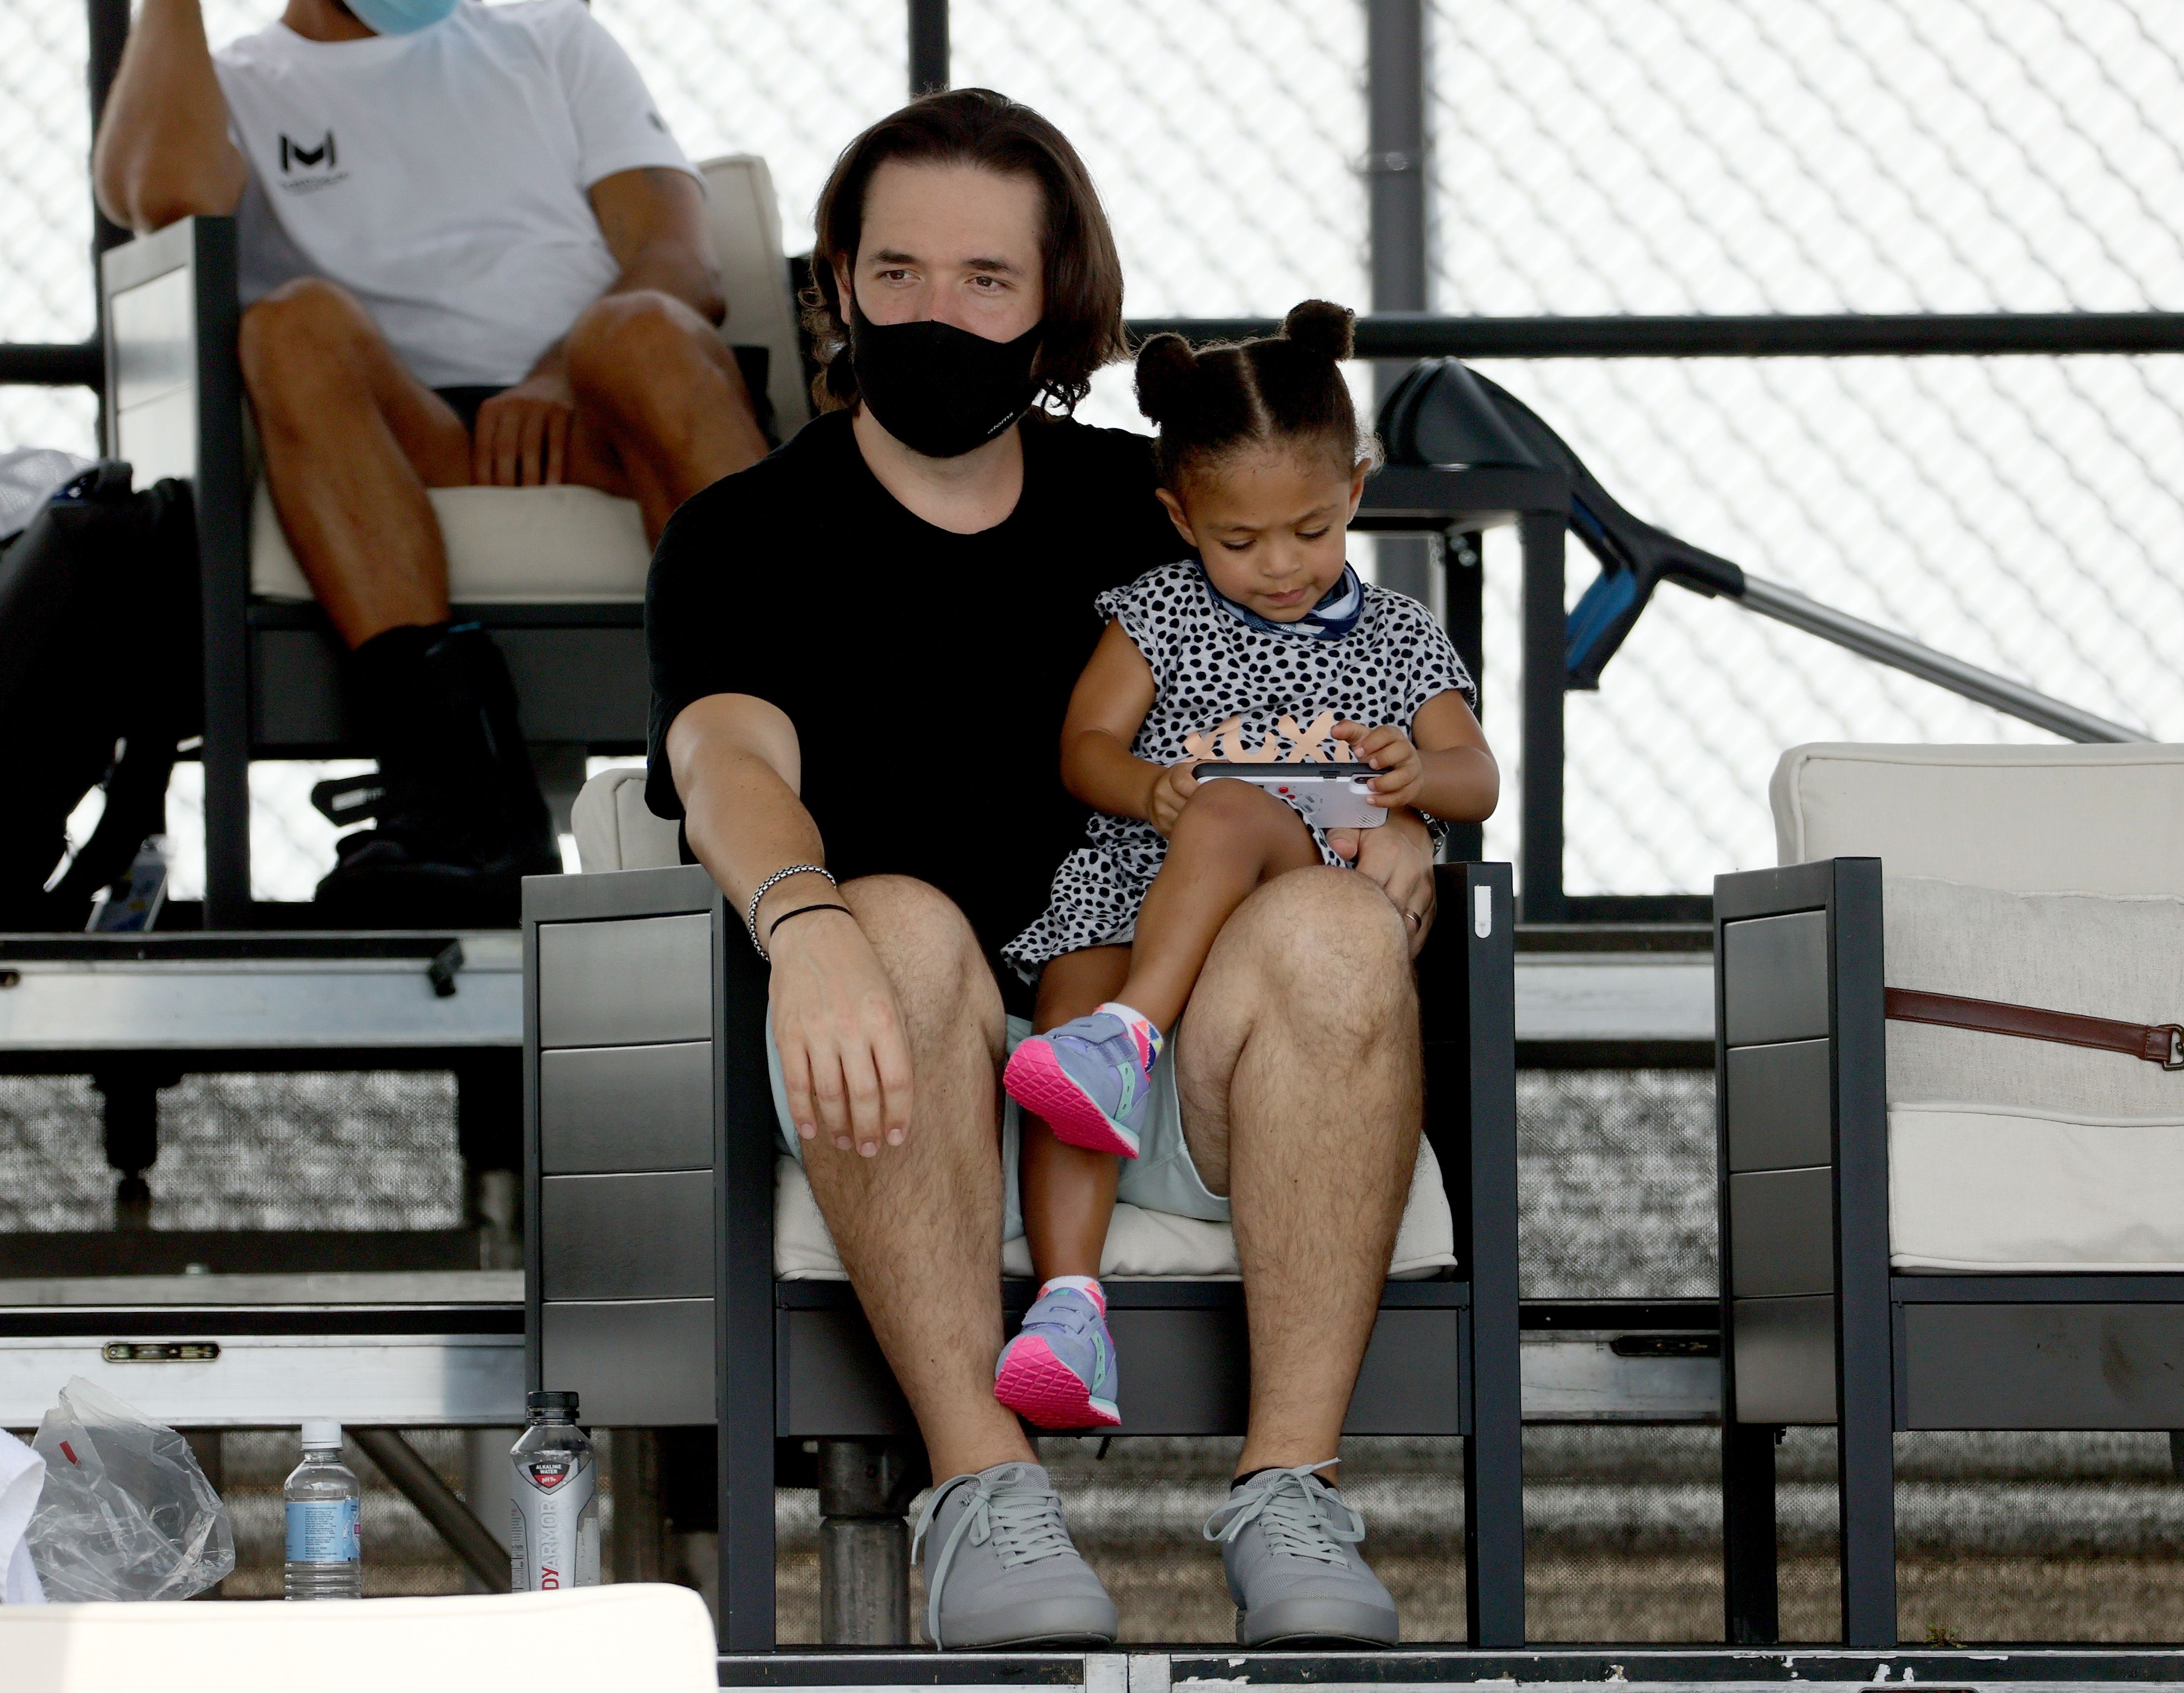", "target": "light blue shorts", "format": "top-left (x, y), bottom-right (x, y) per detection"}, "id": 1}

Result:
top-left (765, 1013), bottom-right (1229, 1242)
